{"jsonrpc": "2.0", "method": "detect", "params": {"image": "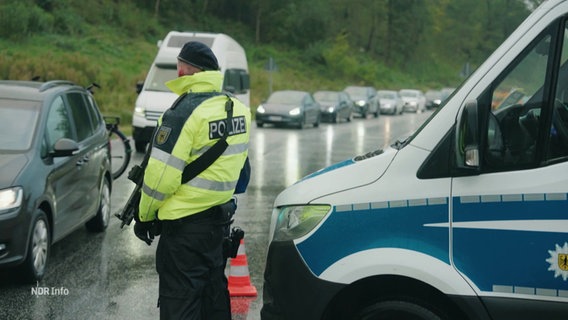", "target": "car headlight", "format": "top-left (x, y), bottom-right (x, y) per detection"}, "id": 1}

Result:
top-left (0, 187), bottom-right (23, 212)
top-left (257, 105), bottom-right (266, 114)
top-left (273, 205), bottom-right (331, 241)
top-left (327, 107), bottom-right (335, 113)
top-left (134, 106), bottom-right (145, 117)
top-left (289, 107), bottom-right (301, 116)
top-left (356, 100), bottom-right (366, 107)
